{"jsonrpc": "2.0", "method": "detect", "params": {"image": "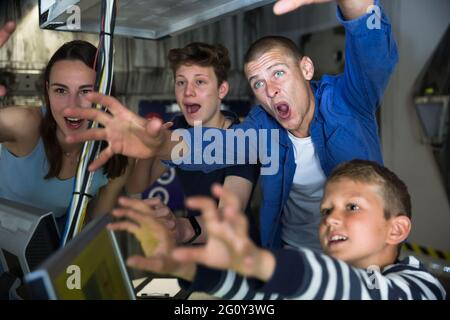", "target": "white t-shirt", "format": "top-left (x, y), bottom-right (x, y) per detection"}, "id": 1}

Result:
top-left (281, 132), bottom-right (326, 252)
